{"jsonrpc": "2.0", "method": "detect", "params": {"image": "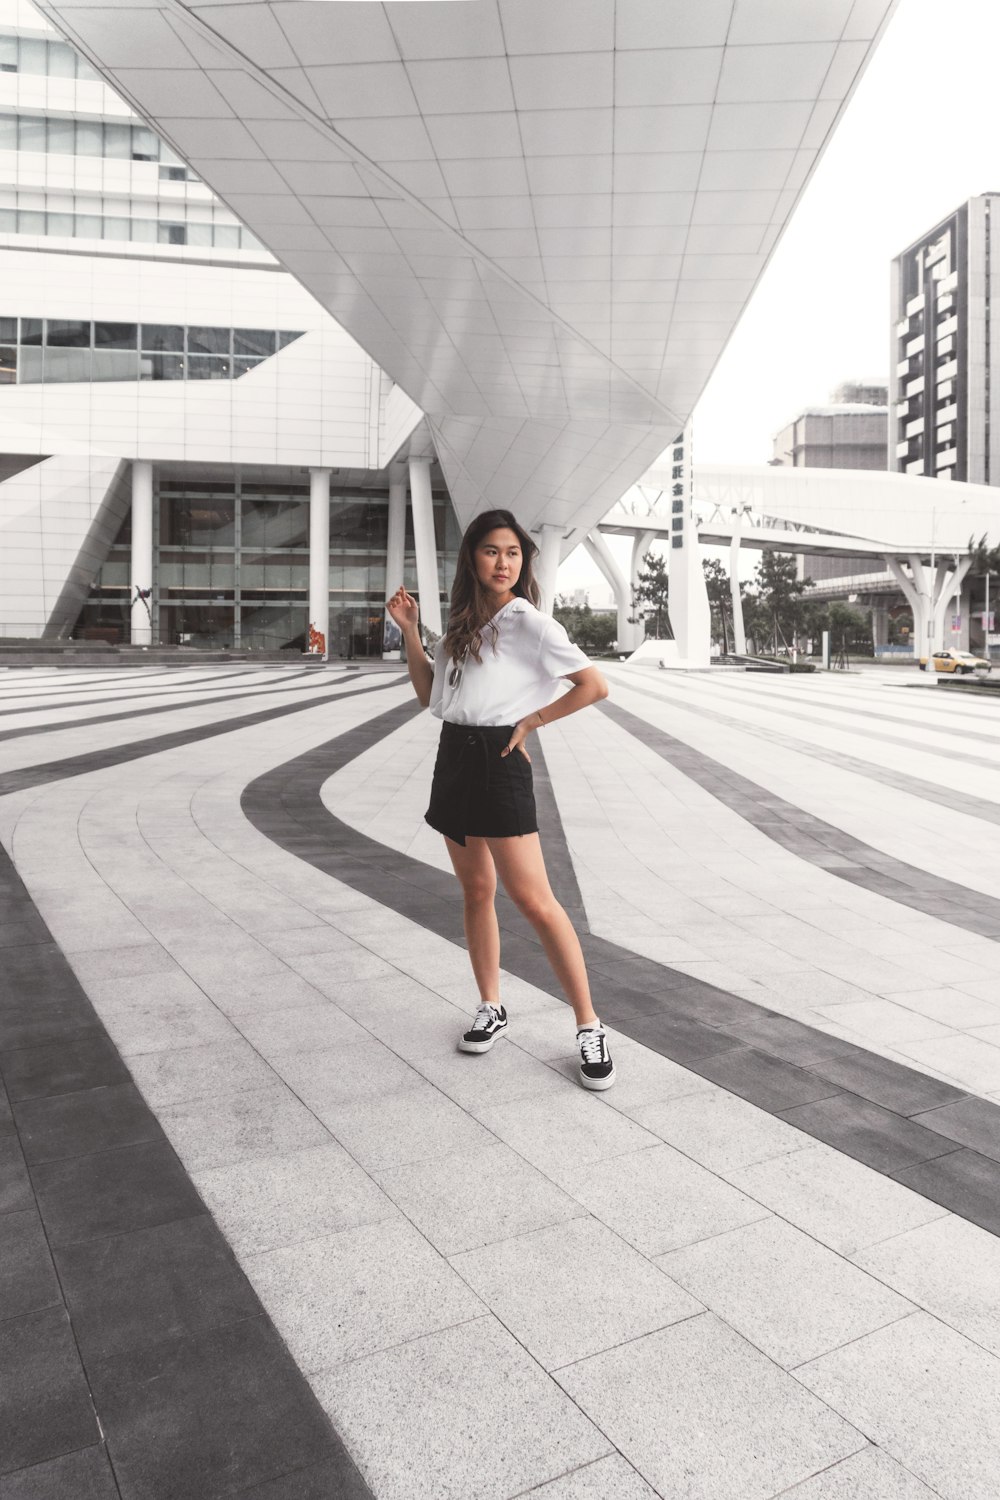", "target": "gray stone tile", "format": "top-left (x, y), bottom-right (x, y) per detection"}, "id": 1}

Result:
top-left (557, 1314), bottom-right (863, 1500)
top-left (806, 1046), bottom-right (967, 1116)
top-left (69, 942), bottom-right (179, 982)
top-left (629, 1088), bottom-right (807, 1173)
top-left (565, 1143), bottom-right (770, 1256)
top-left (158, 1082), bottom-right (331, 1172)
top-left (451, 1216), bottom-right (702, 1370)
top-left (313, 1081), bottom-right (494, 1173)
top-left (315, 1315), bottom-right (611, 1500)
top-left (728, 1143), bottom-right (950, 1256)
top-left (259, 925), bottom-right (361, 960)
top-left (0, 1444), bottom-right (120, 1499)
top-left (247, 1217), bottom-right (483, 1372)
top-left (778, 1092), bottom-right (964, 1175)
top-left (911, 1095), bottom-right (1000, 1162)
top-left (658, 1216), bottom-right (913, 1369)
top-left (549, 1038), bottom-right (716, 1114)
top-left (777, 1445), bottom-right (943, 1498)
top-left (512, 1455), bottom-right (660, 1500)
top-left (796, 1312), bottom-right (1000, 1500)
top-left (235, 1003), bottom-right (371, 1059)
top-left (98, 991), bottom-right (237, 1057)
top-left (474, 1089), bottom-right (659, 1189)
top-left (276, 1039), bottom-right (425, 1112)
top-left (896, 1034), bottom-right (1000, 1094)
top-left (853, 1214), bottom-right (1000, 1357)
top-left (126, 1037), bottom-right (277, 1107)
top-left (201, 968), bottom-right (332, 1018)
top-left (408, 1042), bottom-right (564, 1112)
top-left (191, 1142), bottom-right (395, 1255)
top-left (893, 1148), bottom-right (1000, 1236)
top-left (376, 1141), bottom-right (584, 1256)
top-left (283, 948), bottom-right (402, 998)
